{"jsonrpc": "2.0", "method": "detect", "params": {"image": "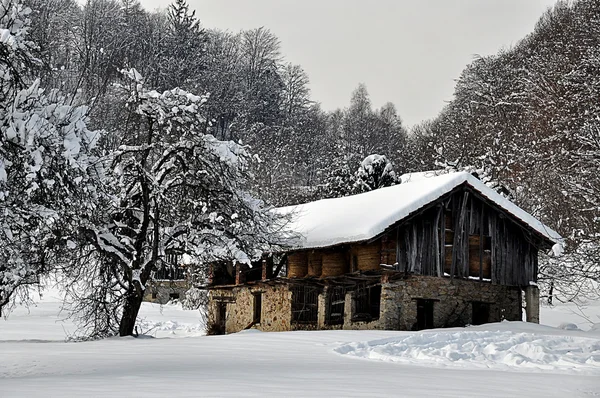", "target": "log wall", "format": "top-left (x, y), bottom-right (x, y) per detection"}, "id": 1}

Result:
top-left (396, 187), bottom-right (540, 287)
